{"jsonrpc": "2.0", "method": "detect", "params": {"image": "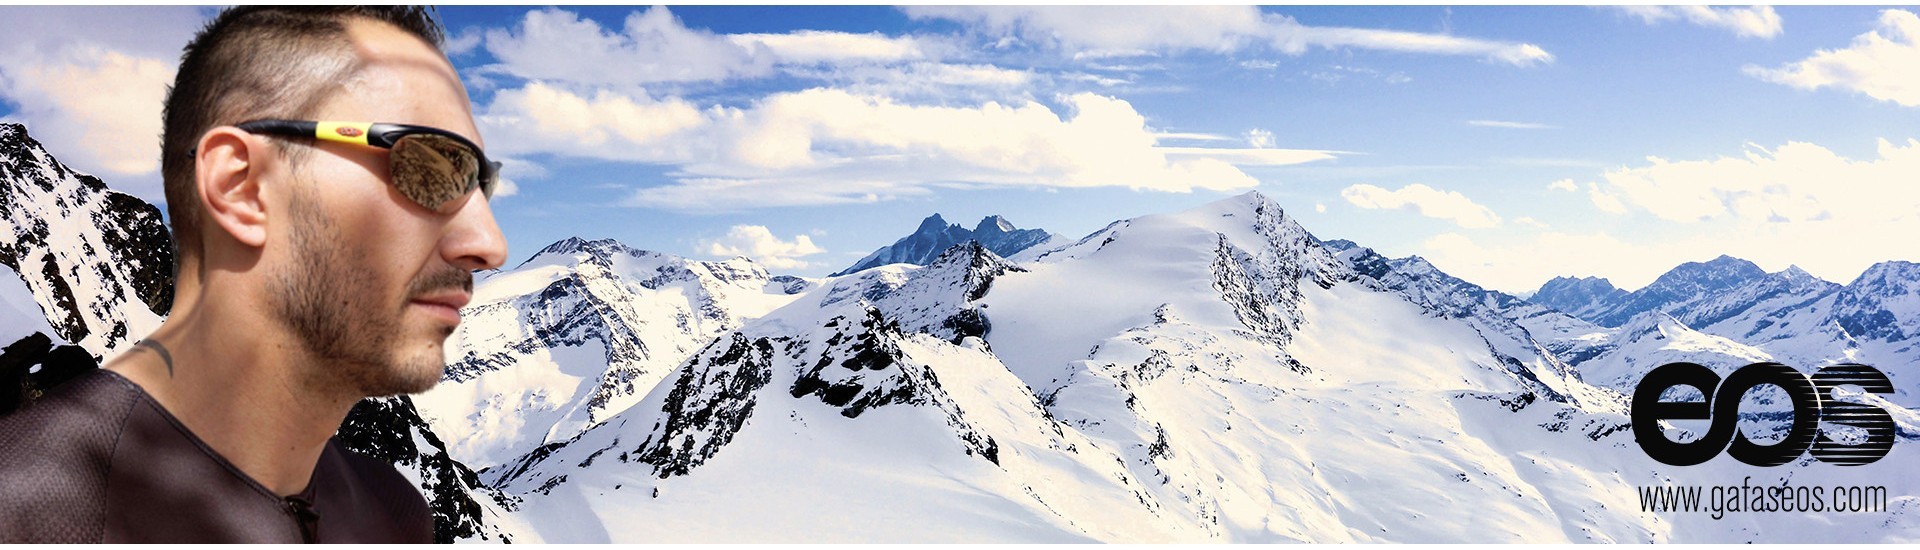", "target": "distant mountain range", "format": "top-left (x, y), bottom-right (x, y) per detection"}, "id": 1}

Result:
top-left (831, 213), bottom-right (1061, 276)
top-left (1525, 253), bottom-right (1920, 392)
top-left (8, 120), bottom-right (1920, 542)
